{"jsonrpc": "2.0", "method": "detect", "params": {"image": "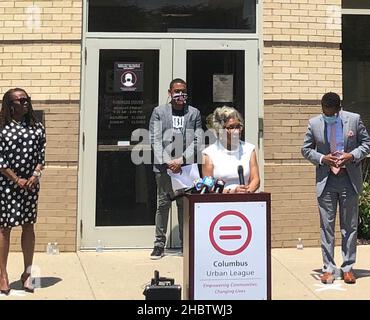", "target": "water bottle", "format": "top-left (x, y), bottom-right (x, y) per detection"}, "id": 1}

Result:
top-left (46, 242), bottom-right (53, 255)
top-left (296, 238), bottom-right (304, 250)
top-left (96, 240), bottom-right (104, 252)
top-left (52, 242), bottom-right (60, 255)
